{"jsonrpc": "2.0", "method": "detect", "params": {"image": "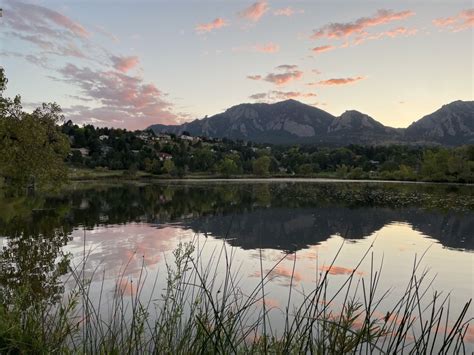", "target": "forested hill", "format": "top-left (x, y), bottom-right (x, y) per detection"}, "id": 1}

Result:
top-left (61, 122), bottom-right (474, 182)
